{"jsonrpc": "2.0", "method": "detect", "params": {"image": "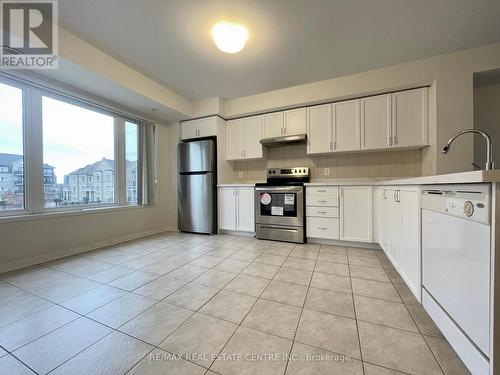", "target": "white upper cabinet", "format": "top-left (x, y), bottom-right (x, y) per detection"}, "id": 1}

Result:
top-left (226, 119), bottom-right (245, 160)
top-left (334, 99), bottom-right (360, 152)
top-left (392, 88), bottom-right (428, 148)
top-left (181, 117), bottom-right (218, 140)
top-left (243, 115), bottom-right (264, 159)
top-left (225, 116), bottom-right (263, 160)
top-left (284, 108), bottom-right (307, 136)
top-left (307, 104), bottom-right (332, 154)
top-left (263, 112), bottom-right (284, 138)
top-left (340, 186), bottom-right (373, 243)
top-left (361, 94), bottom-right (391, 150)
